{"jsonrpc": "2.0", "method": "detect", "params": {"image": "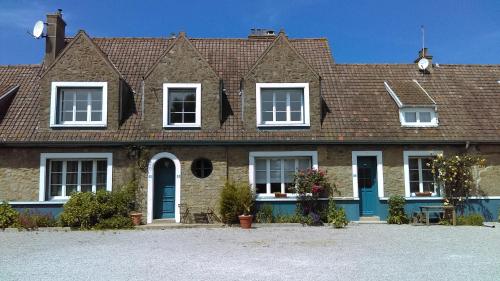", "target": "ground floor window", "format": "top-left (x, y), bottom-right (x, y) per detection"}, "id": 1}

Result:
top-left (39, 153), bottom-right (113, 201)
top-left (49, 159), bottom-right (107, 199)
top-left (404, 151), bottom-right (441, 197)
top-left (249, 151), bottom-right (318, 197)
